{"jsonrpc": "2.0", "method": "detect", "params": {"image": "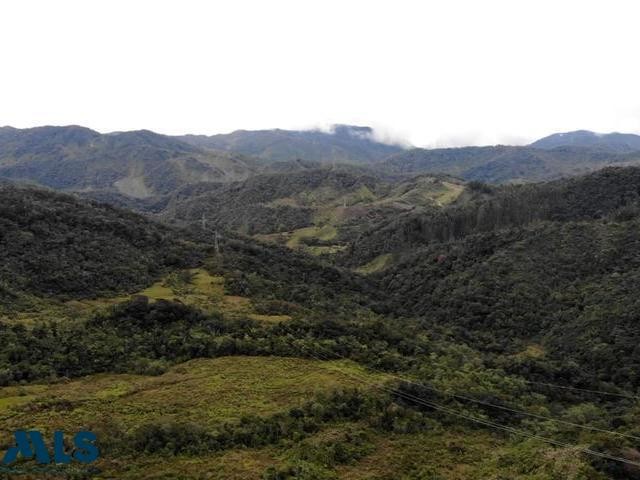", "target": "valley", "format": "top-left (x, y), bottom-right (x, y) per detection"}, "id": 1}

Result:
top-left (2, 127), bottom-right (640, 479)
